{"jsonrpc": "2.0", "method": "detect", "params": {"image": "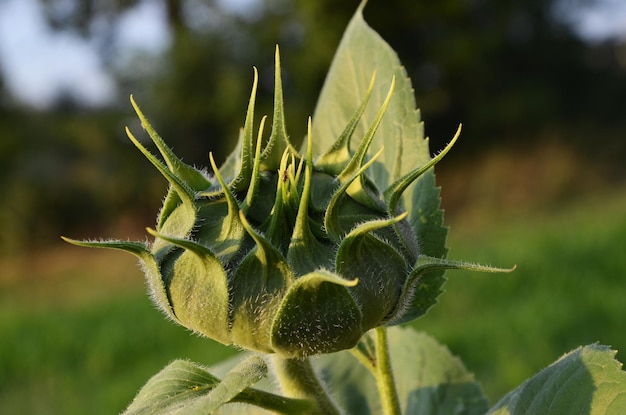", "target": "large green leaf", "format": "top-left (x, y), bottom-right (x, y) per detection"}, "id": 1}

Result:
top-left (488, 344), bottom-right (626, 415)
top-left (311, 0), bottom-right (448, 260)
top-left (311, 2), bottom-right (428, 186)
top-left (316, 326), bottom-right (488, 415)
top-left (123, 356), bottom-right (267, 415)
